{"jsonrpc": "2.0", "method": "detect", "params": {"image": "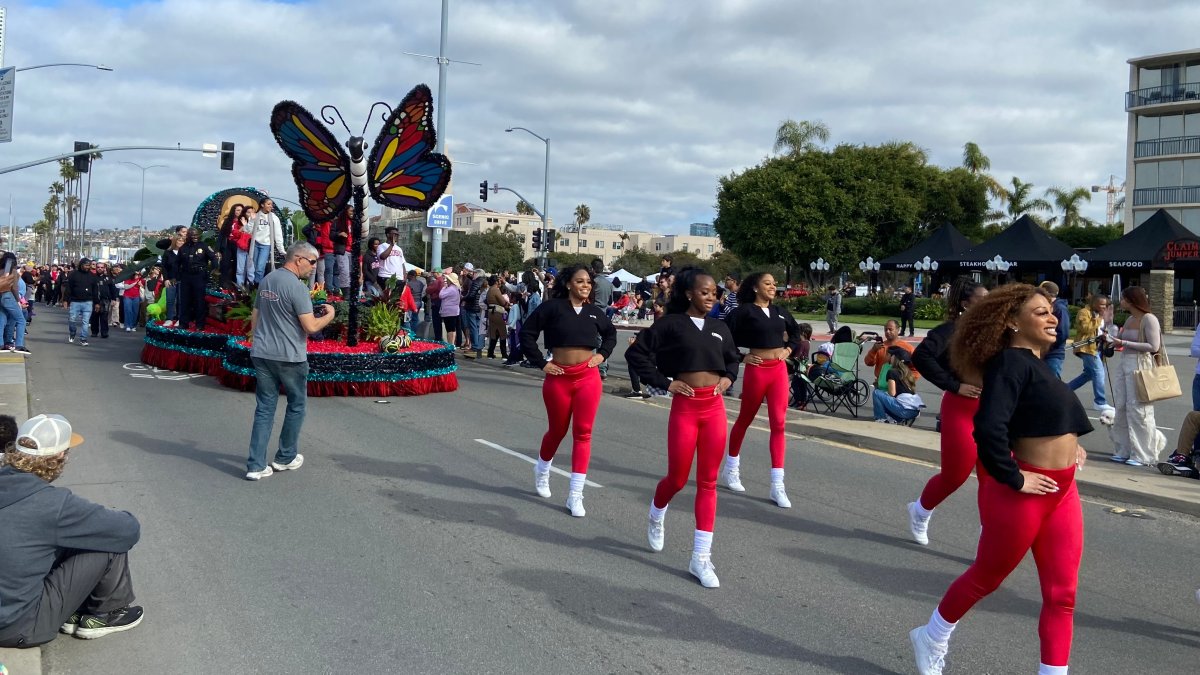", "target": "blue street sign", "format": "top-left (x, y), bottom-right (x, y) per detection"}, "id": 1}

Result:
top-left (427, 194), bottom-right (453, 229)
